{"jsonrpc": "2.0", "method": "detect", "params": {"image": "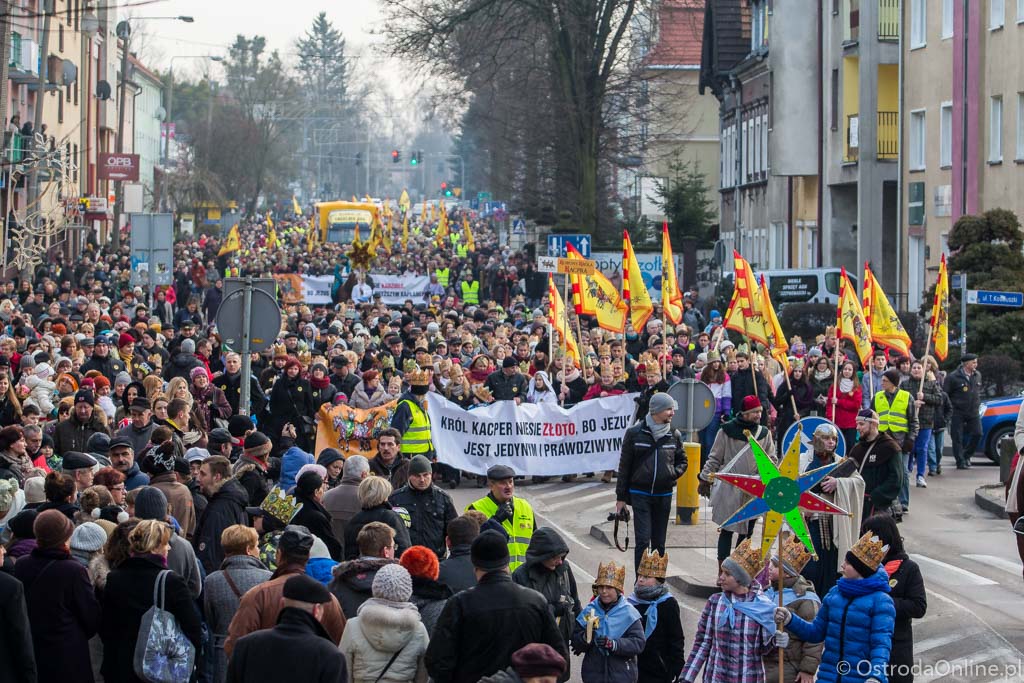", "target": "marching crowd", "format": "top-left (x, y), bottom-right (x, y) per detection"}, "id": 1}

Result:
top-left (0, 203), bottom-right (1001, 683)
